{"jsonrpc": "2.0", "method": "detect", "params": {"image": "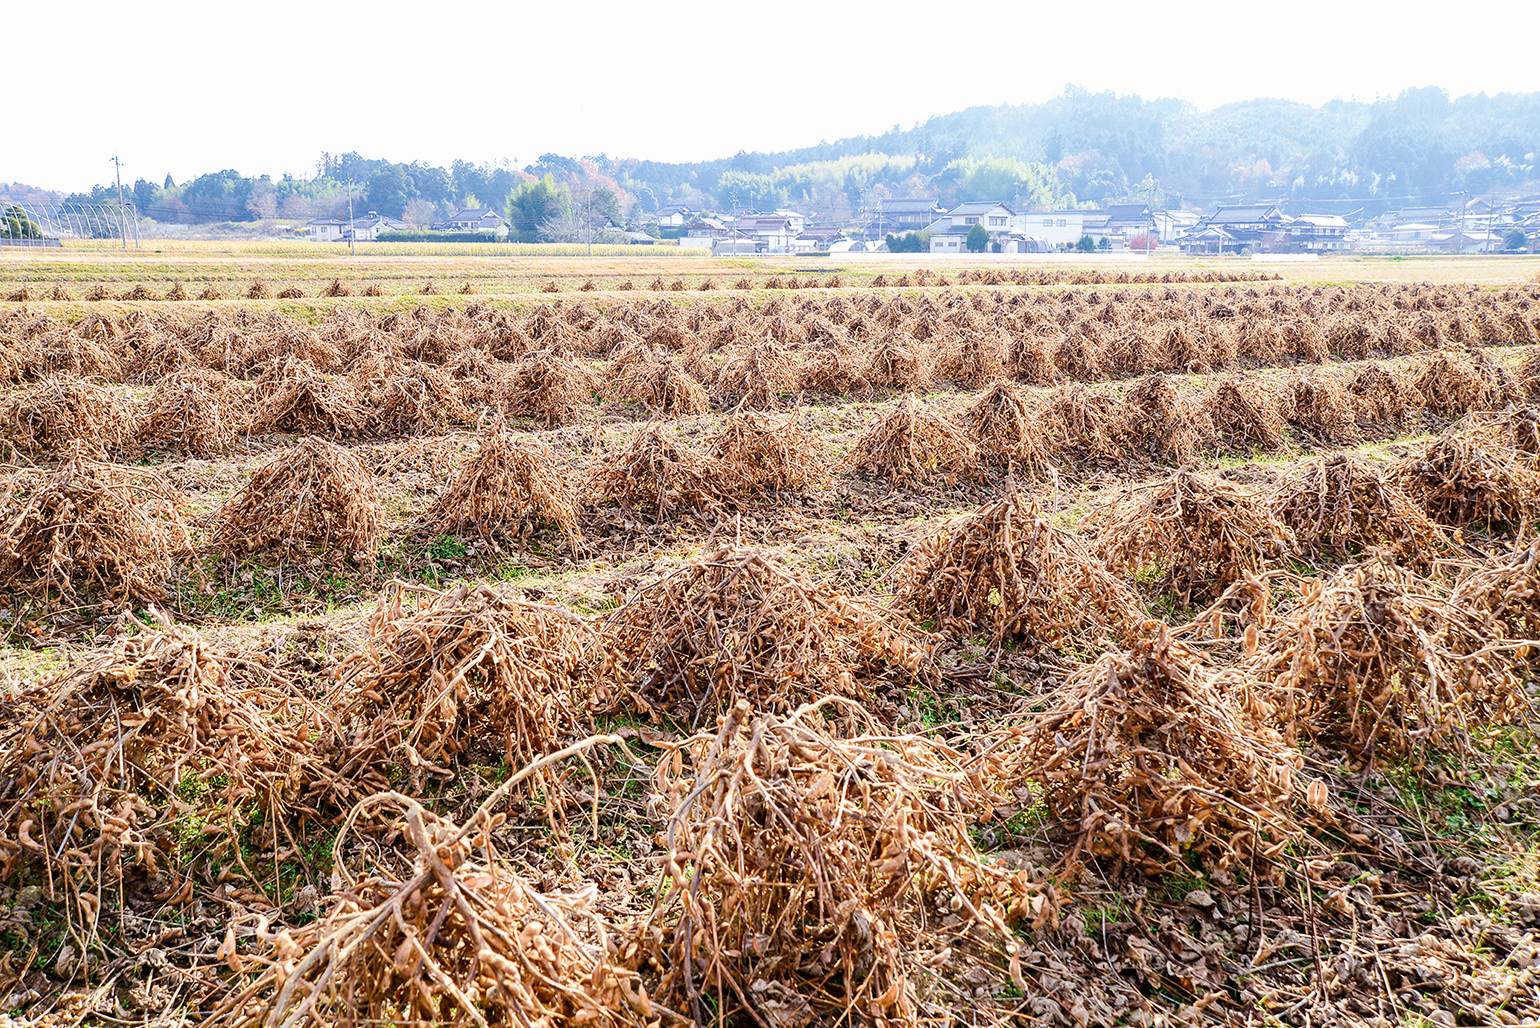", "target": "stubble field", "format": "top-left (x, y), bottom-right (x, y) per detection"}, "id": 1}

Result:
top-left (1, 248), bottom-right (1539, 1028)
